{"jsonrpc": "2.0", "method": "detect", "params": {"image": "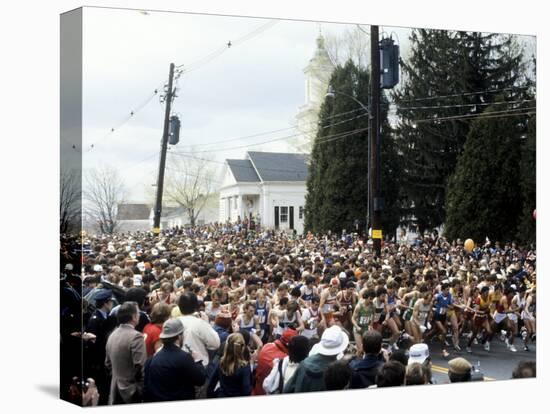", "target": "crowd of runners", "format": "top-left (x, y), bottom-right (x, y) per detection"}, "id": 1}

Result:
top-left (60, 221), bottom-right (536, 406)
